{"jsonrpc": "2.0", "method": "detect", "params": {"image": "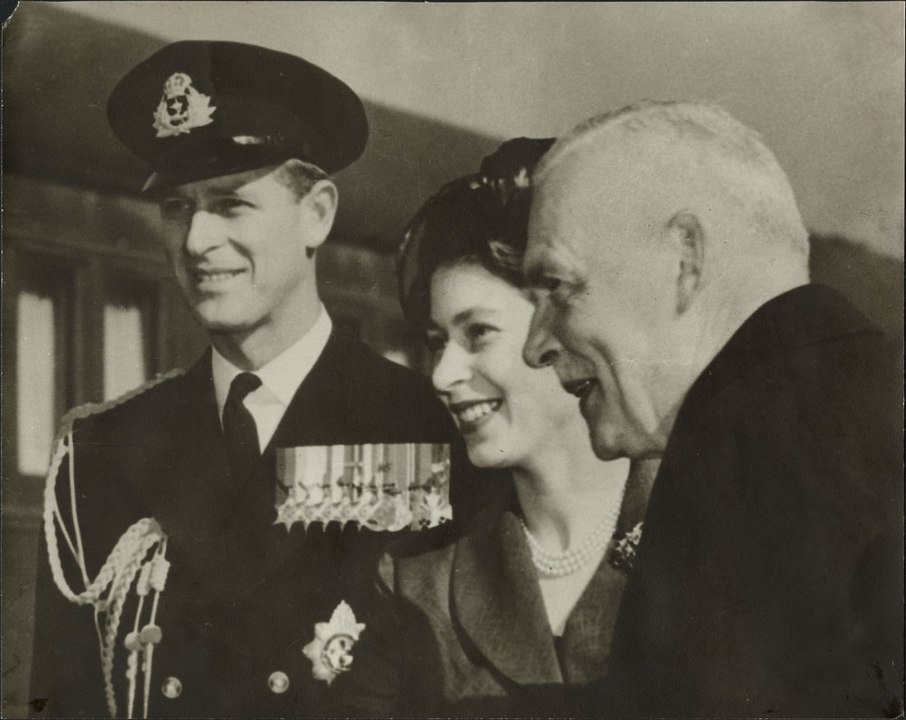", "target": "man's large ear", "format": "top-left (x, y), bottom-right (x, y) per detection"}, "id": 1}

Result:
top-left (668, 211), bottom-right (704, 315)
top-left (301, 179), bottom-right (338, 253)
